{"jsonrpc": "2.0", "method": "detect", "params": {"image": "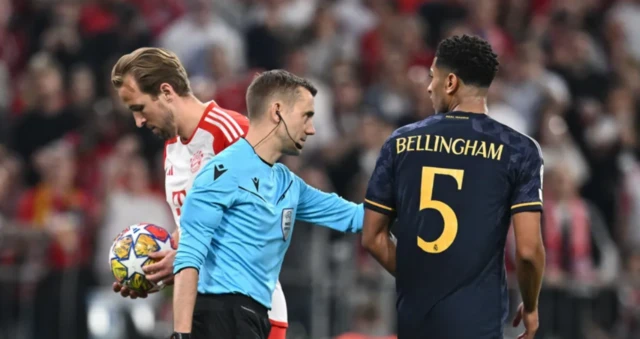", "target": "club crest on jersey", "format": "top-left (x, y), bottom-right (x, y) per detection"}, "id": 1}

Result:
top-left (190, 150), bottom-right (204, 173)
top-left (281, 208), bottom-right (293, 241)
